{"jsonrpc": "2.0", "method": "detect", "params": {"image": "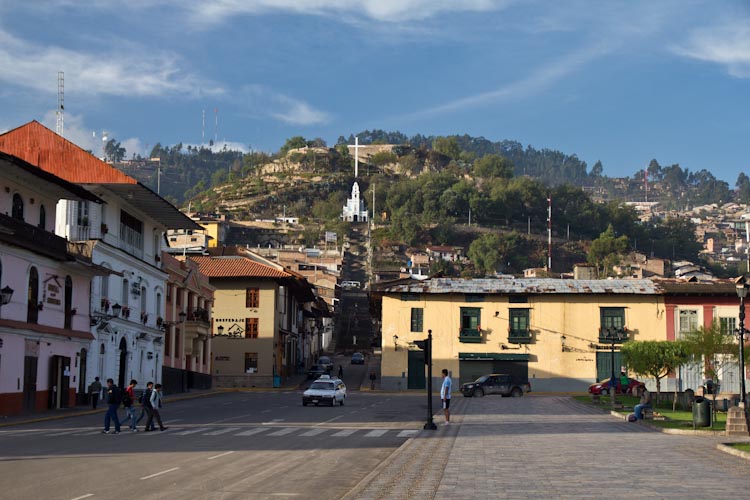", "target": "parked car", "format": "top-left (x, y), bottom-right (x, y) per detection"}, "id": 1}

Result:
top-left (588, 377), bottom-right (641, 396)
top-left (351, 352), bottom-right (365, 364)
top-left (317, 356), bottom-right (334, 372)
top-left (460, 374), bottom-right (531, 398)
top-left (302, 375), bottom-right (347, 406)
top-left (341, 280), bottom-right (360, 289)
top-left (307, 364), bottom-right (329, 379)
